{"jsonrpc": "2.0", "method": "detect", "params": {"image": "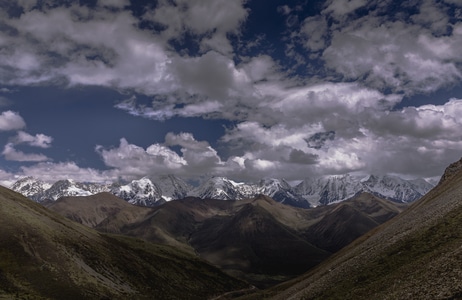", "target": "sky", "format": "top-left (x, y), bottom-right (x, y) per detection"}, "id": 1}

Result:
top-left (1, 0), bottom-right (462, 185)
